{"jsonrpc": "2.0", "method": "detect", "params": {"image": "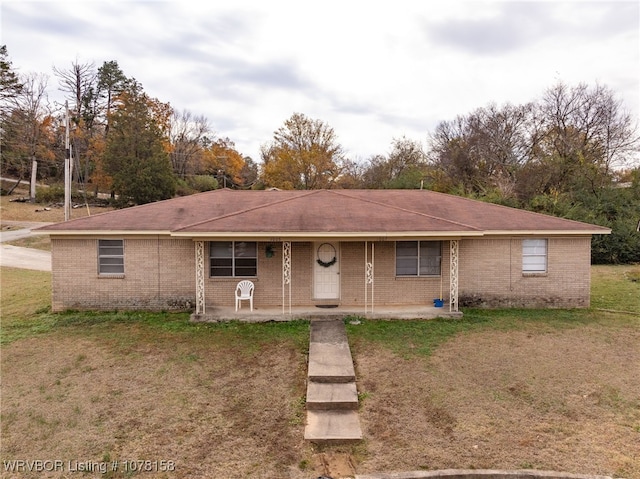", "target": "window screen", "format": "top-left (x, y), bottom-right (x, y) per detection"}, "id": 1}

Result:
top-left (396, 241), bottom-right (441, 276)
top-left (522, 239), bottom-right (547, 273)
top-left (98, 239), bottom-right (124, 274)
top-left (210, 241), bottom-right (257, 277)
